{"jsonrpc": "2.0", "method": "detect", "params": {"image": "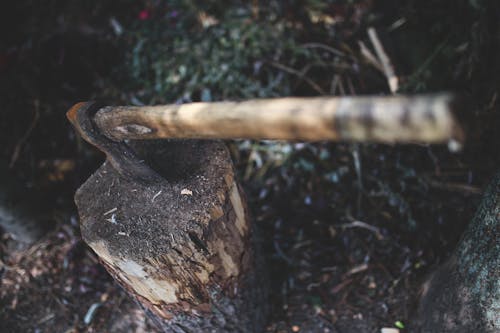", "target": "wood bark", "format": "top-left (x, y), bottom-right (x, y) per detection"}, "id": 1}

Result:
top-left (92, 95), bottom-right (463, 145)
top-left (416, 171), bottom-right (500, 332)
top-left (74, 140), bottom-right (268, 332)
